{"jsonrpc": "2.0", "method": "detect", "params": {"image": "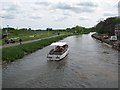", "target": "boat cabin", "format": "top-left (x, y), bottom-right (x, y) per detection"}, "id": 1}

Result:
top-left (49, 42), bottom-right (68, 55)
top-left (47, 42), bottom-right (69, 60)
